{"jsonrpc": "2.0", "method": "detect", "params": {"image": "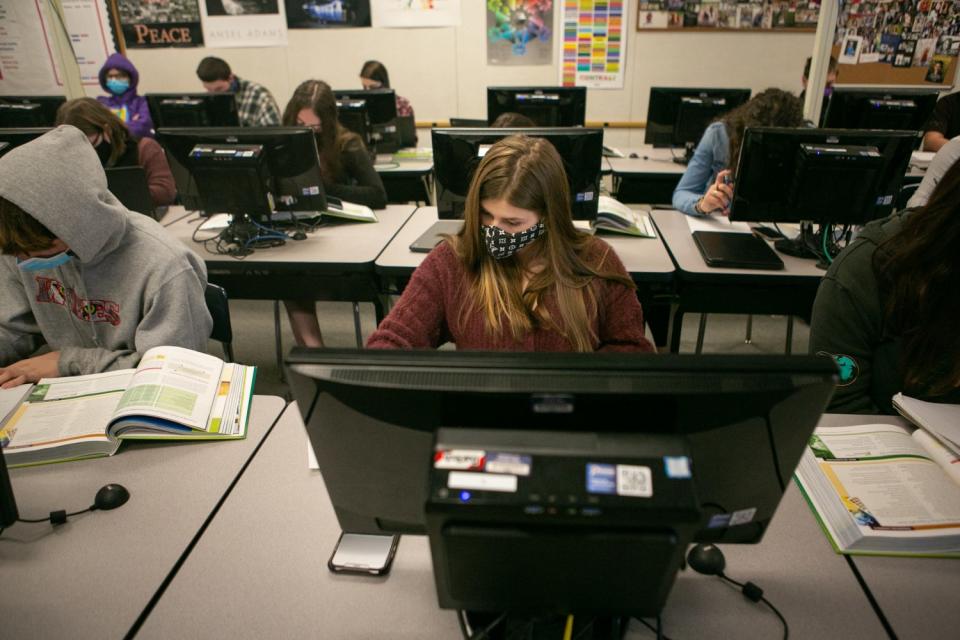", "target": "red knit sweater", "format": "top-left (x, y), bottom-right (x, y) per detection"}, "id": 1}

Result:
top-left (367, 238), bottom-right (655, 352)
